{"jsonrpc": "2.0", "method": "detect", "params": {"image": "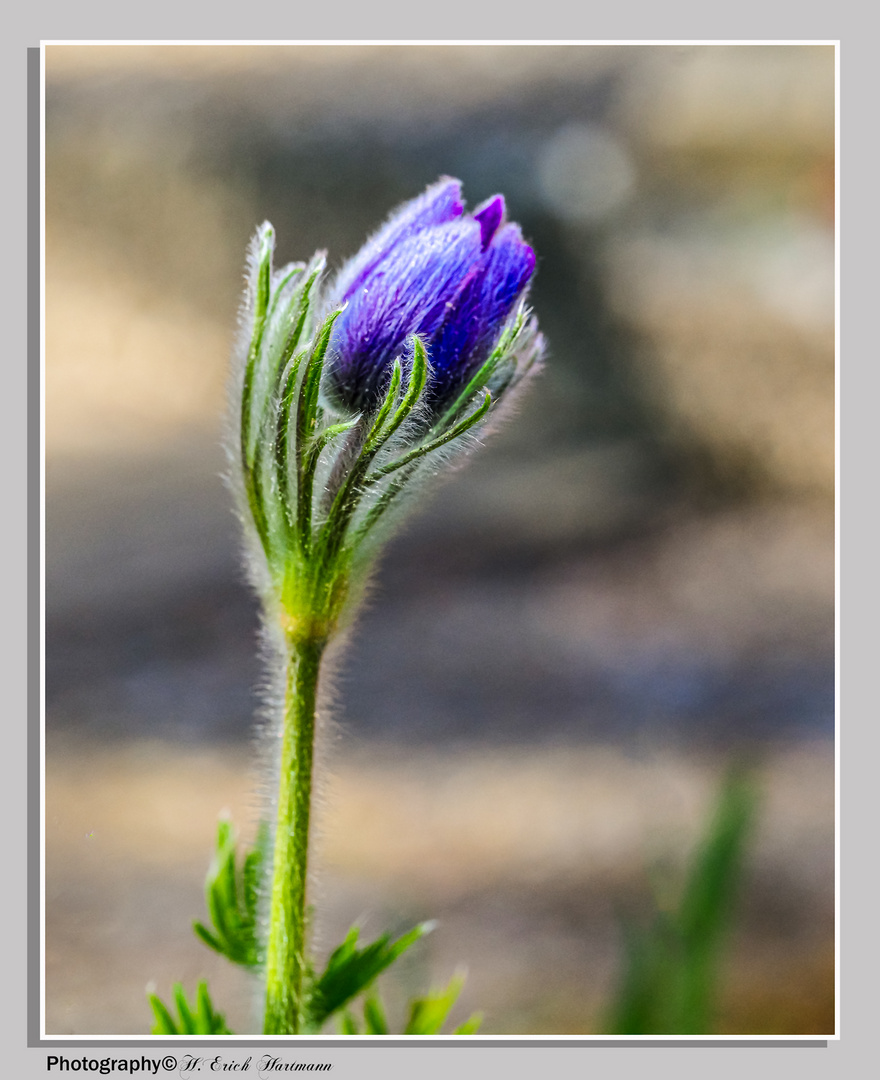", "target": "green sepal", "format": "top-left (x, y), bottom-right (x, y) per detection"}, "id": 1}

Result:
top-left (289, 310), bottom-right (346, 558)
top-left (318, 339), bottom-right (430, 561)
top-left (363, 359), bottom-right (404, 456)
top-left (368, 389), bottom-right (492, 483)
top-left (242, 245), bottom-right (327, 565)
top-left (364, 337), bottom-right (429, 456)
top-left (244, 249), bottom-right (324, 473)
top-left (271, 347), bottom-right (309, 548)
top-left (148, 981), bottom-right (232, 1035)
top-left (349, 387), bottom-right (493, 553)
top-left (240, 225), bottom-right (275, 470)
top-left (296, 309), bottom-right (341, 455)
top-left (193, 819), bottom-right (268, 969)
top-left (309, 419), bottom-right (361, 455)
top-left (268, 256), bottom-right (324, 400)
top-left (306, 921), bottom-right (434, 1030)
